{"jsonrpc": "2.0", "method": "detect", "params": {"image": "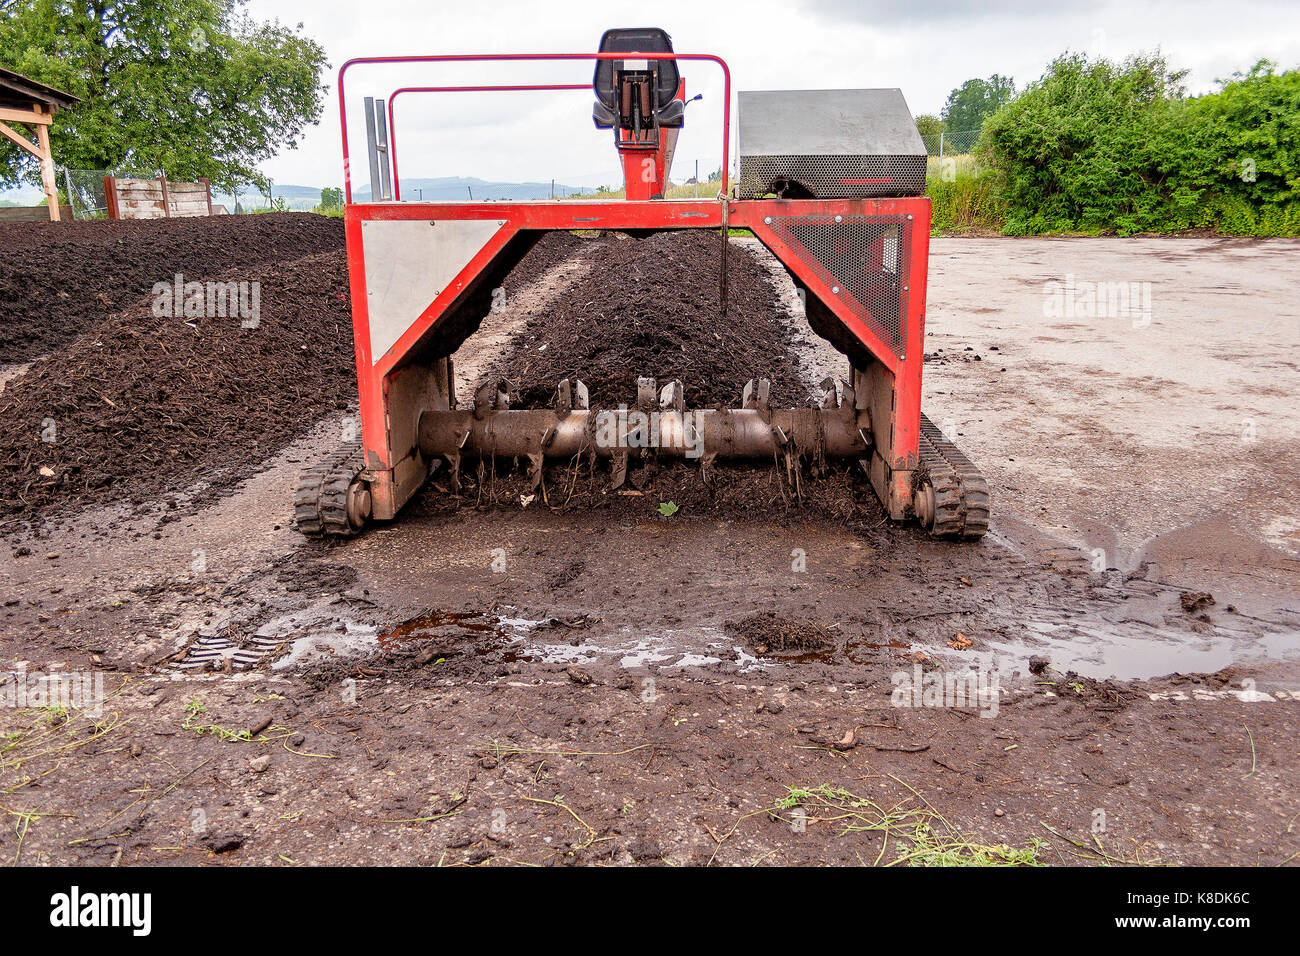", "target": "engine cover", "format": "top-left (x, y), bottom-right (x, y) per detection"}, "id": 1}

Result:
top-left (737, 89), bottom-right (927, 199)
